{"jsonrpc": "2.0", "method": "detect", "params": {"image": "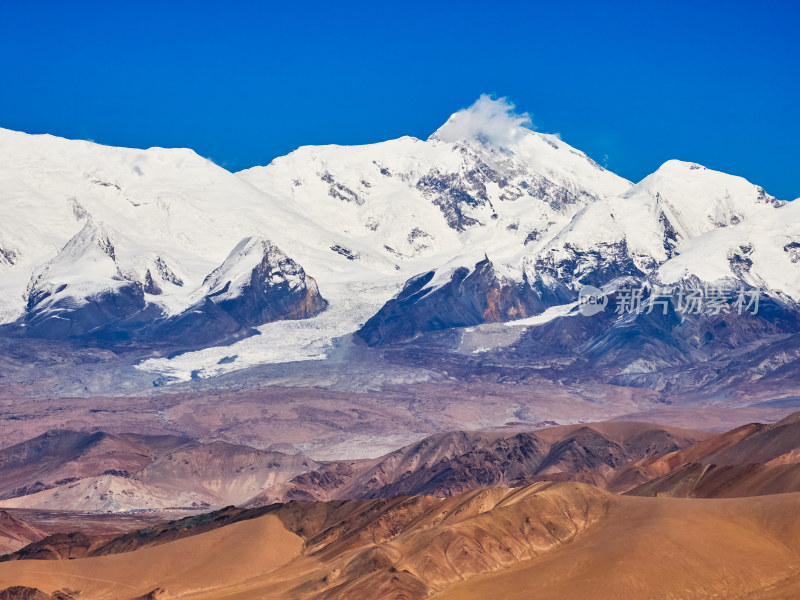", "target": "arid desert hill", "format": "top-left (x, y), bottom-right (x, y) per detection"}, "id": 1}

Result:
top-left (0, 421), bottom-right (708, 513)
top-left (0, 514), bottom-right (44, 556)
top-left (248, 420), bottom-right (710, 504)
top-left (6, 413), bottom-right (800, 598)
top-left (313, 411), bottom-right (800, 504)
top-left (0, 430), bottom-right (320, 512)
top-left (11, 407), bottom-right (800, 516)
top-left (628, 410), bottom-right (800, 498)
top-left (3, 482), bottom-right (800, 599)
